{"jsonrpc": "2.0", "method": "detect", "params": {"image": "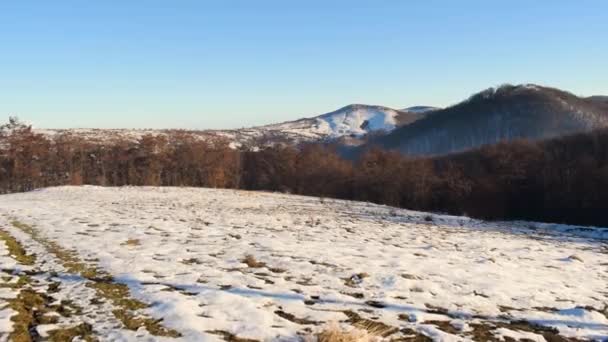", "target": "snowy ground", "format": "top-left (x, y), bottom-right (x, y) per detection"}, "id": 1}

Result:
top-left (0, 186), bottom-right (607, 341)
